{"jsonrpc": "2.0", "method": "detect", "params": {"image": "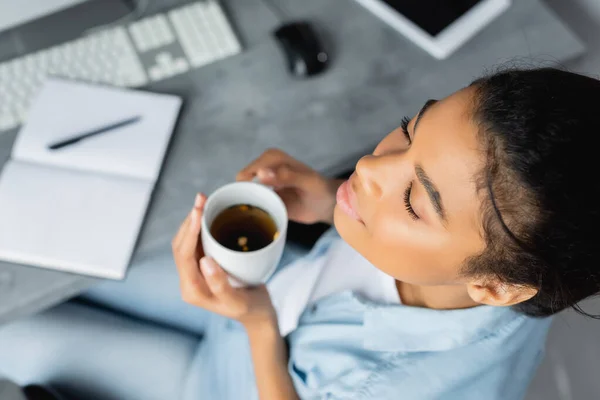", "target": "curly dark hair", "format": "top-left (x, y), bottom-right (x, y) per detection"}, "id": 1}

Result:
top-left (464, 67), bottom-right (600, 317)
